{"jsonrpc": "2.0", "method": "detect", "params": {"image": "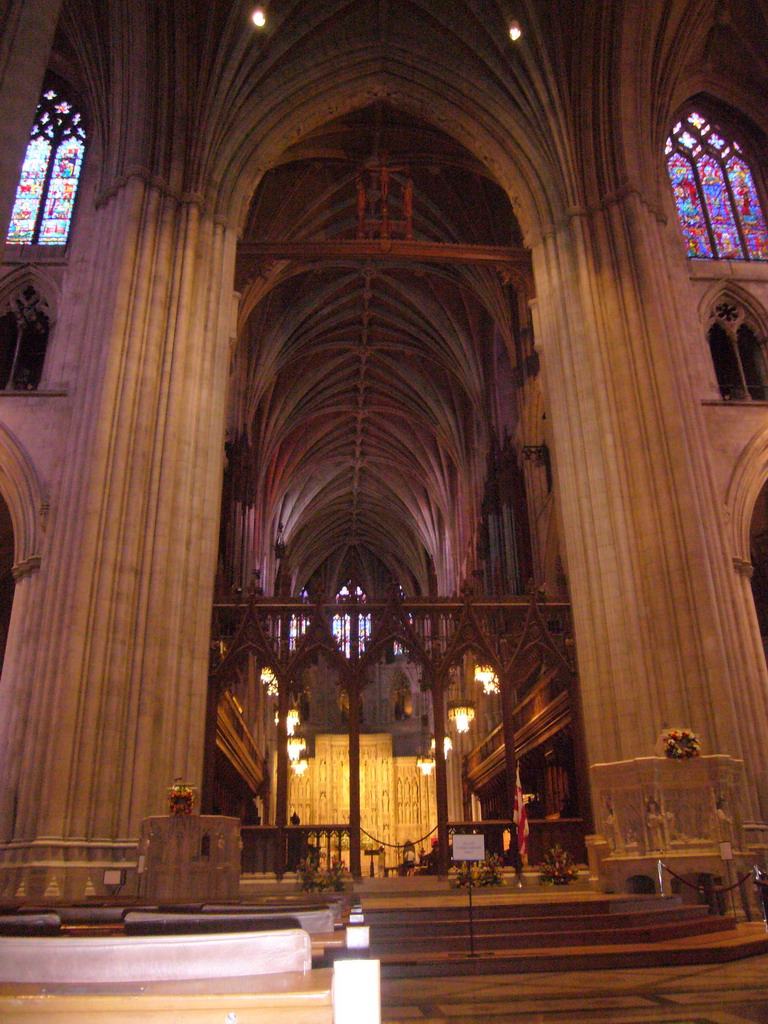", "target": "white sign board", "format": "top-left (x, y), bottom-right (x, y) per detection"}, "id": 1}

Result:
top-left (719, 841), bottom-right (733, 861)
top-left (452, 834), bottom-right (486, 861)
